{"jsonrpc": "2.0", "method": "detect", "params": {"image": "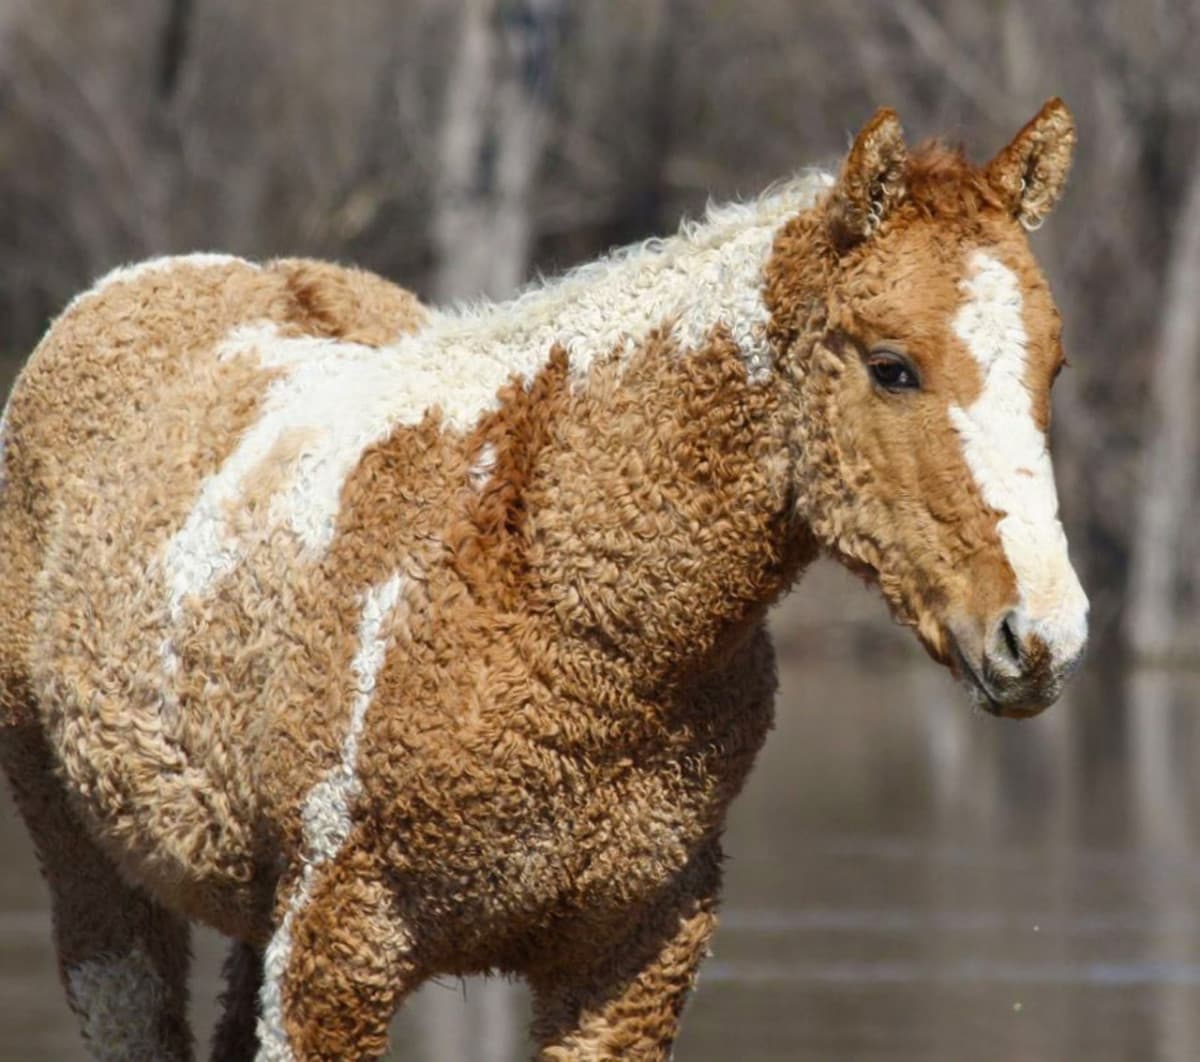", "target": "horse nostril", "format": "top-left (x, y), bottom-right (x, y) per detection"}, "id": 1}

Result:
top-left (996, 611), bottom-right (1023, 668)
